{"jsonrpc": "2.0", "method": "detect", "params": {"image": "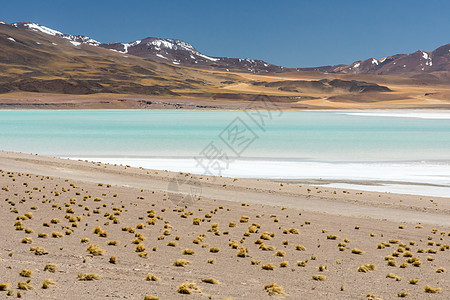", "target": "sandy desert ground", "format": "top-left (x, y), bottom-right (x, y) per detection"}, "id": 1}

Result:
top-left (0, 151), bottom-right (449, 299)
